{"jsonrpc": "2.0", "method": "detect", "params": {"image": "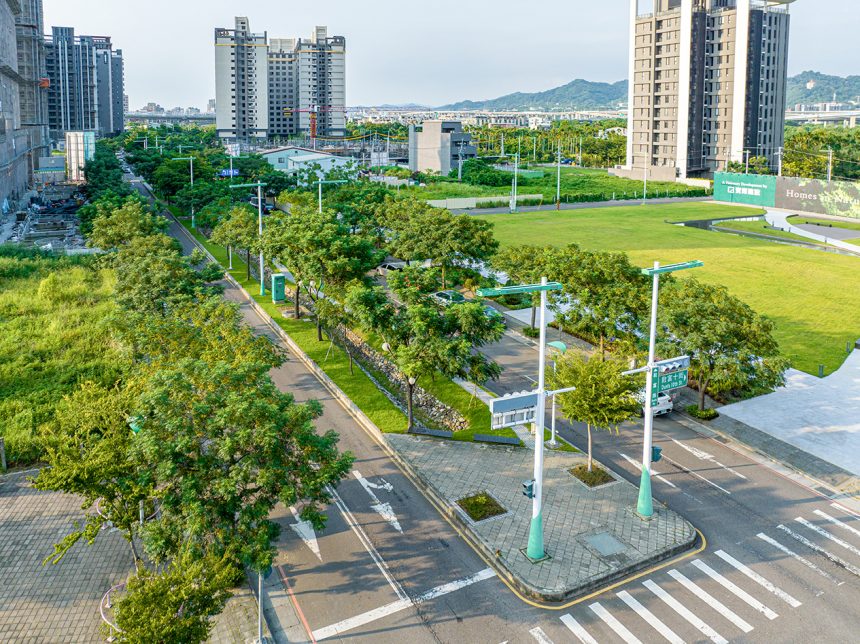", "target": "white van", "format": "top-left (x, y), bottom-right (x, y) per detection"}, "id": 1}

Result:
top-left (635, 390), bottom-right (674, 417)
